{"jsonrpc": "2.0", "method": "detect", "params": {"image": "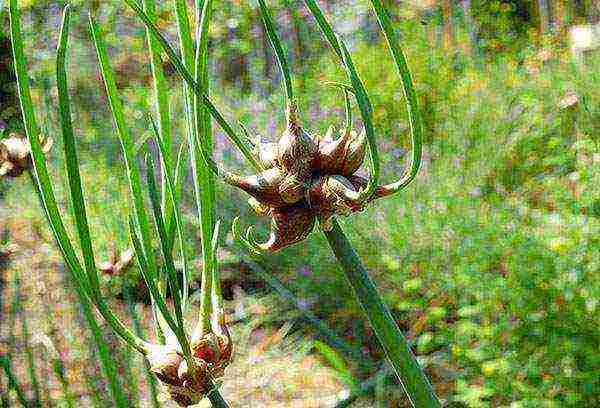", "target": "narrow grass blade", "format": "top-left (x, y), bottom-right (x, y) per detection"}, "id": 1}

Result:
top-left (0, 356), bottom-right (29, 407)
top-left (13, 15), bottom-right (142, 406)
top-left (10, 0), bottom-right (89, 296)
top-left (323, 219), bottom-right (440, 407)
top-left (28, 175), bottom-right (130, 408)
top-left (257, 0), bottom-right (294, 104)
top-left (301, 1), bottom-right (380, 199)
top-left (210, 220), bottom-right (222, 314)
top-left (142, 0), bottom-right (174, 220)
top-left (191, 0), bottom-right (217, 339)
top-left (149, 118), bottom-right (190, 317)
top-left (57, 4), bottom-right (101, 298)
top-left (123, 0), bottom-right (263, 172)
top-left (302, 0), bottom-right (342, 58)
top-left (368, 0), bottom-right (423, 192)
top-left (172, 0), bottom-right (195, 70)
top-left (336, 35), bottom-right (380, 199)
top-left (165, 143), bottom-right (188, 253)
top-left (126, 212), bottom-right (183, 349)
top-left (128, 216), bottom-right (171, 343)
top-left (343, 88), bottom-right (352, 137)
top-left (57, 6), bottom-right (148, 354)
top-left (145, 154), bottom-right (188, 339)
top-left (89, 14), bottom-right (191, 357)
